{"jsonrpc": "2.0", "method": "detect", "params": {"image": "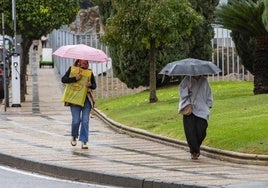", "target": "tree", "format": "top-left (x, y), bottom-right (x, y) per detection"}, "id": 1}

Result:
top-left (102, 0), bottom-right (202, 103)
top-left (92, 0), bottom-right (115, 26)
top-left (93, 0), bottom-right (219, 91)
top-left (215, 0), bottom-right (268, 94)
top-left (0, 0), bottom-right (79, 101)
top-left (187, 0), bottom-right (220, 60)
top-left (263, 0), bottom-right (268, 30)
top-left (80, 0), bottom-right (94, 9)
